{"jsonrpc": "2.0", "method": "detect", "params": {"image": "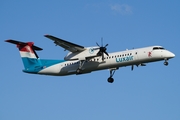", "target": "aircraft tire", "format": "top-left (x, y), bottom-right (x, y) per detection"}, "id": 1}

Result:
top-left (107, 77), bottom-right (114, 83)
top-left (76, 68), bottom-right (82, 74)
top-left (164, 61), bottom-right (168, 66)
